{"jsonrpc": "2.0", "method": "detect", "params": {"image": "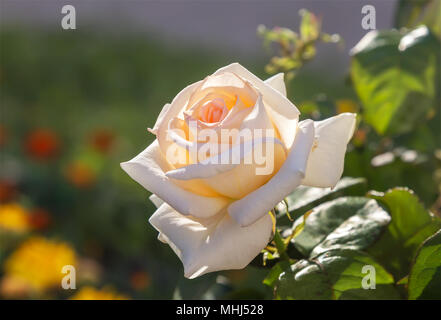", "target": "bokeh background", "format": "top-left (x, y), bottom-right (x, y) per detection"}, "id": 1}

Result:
top-left (0, 0), bottom-right (439, 299)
